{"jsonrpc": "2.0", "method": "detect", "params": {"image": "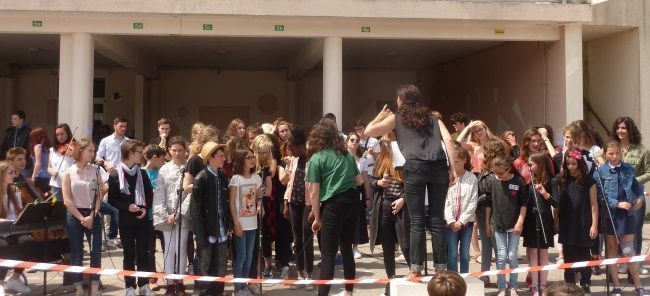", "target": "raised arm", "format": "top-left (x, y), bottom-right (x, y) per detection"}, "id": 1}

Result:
top-left (365, 104), bottom-right (396, 138)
